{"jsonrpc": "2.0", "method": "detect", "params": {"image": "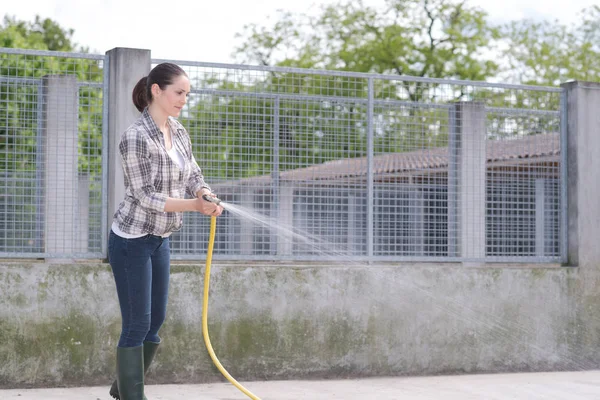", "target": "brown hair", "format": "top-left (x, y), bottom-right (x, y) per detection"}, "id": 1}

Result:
top-left (132, 63), bottom-right (188, 112)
